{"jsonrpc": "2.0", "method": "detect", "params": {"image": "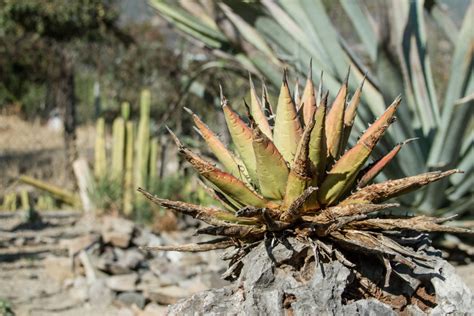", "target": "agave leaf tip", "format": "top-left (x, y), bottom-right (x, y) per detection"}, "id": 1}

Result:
top-left (183, 106), bottom-right (194, 115)
top-left (360, 73), bottom-right (367, 89)
top-left (401, 137), bottom-right (419, 146)
top-left (248, 72), bottom-right (255, 88)
top-left (219, 84), bottom-right (227, 106)
top-left (344, 66), bottom-right (351, 85)
top-left (394, 95), bottom-right (402, 104)
top-left (166, 126), bottom-right (182, 148)
top-left (282, 68), bottom-right (289, 85)
top-left (308, 58), bottom-right (313, 80)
